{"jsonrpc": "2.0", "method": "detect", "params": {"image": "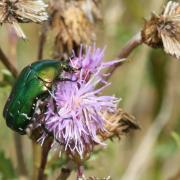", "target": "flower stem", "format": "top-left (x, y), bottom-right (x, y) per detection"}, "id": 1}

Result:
top-left (0, 47), bottom-right (18, 78)
top-left (37, 137), bottom-right (53, 180)
top-left (77, 165), bottom-right (84, 180)
top-left (37, 22), bottom-right (48, 60)
top-left (56, 160), bottom-right (74, 180)
top-left (106, 31), bottom-right (143, 80)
